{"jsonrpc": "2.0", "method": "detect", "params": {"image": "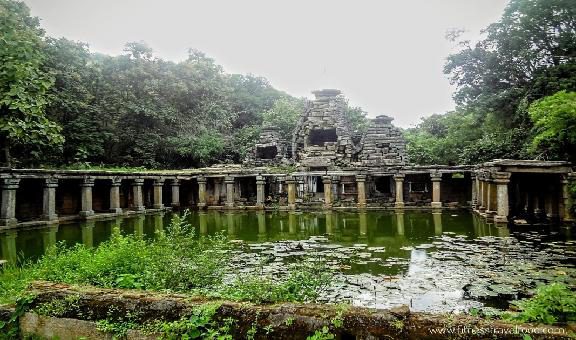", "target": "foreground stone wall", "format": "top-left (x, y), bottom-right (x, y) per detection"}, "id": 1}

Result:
top-left (1, 281), bottom-right (570, 340)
